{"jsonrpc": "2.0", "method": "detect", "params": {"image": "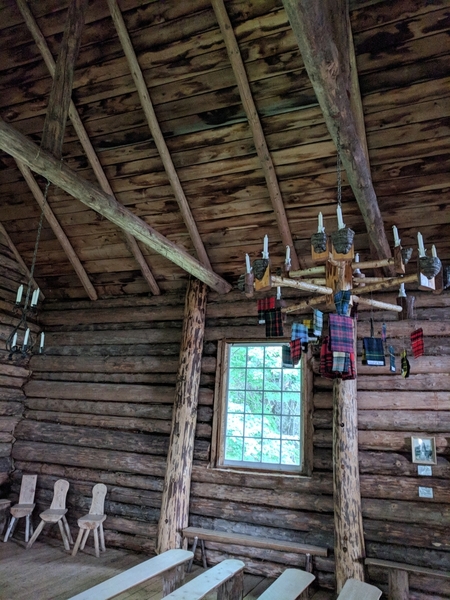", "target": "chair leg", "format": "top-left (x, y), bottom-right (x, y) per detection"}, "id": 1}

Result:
top-left (25, 515), bottom-right (31, 543)
top-left (93, 527), bottom-right (100, 558)
top-left (99, 523), bottom-right (106, 552)
top-left (58, 520), bottom-right (70, 552)
top-left (27, 519), bottom-right (45, 549)
top-left (72, 528), bottom-right (84, 557)
top-left (3, 517), bottom-right (16, 543)
top-left (62, 515), bottom-right (73, 544)
top-left (80, 528), bottom-right (90, 550)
